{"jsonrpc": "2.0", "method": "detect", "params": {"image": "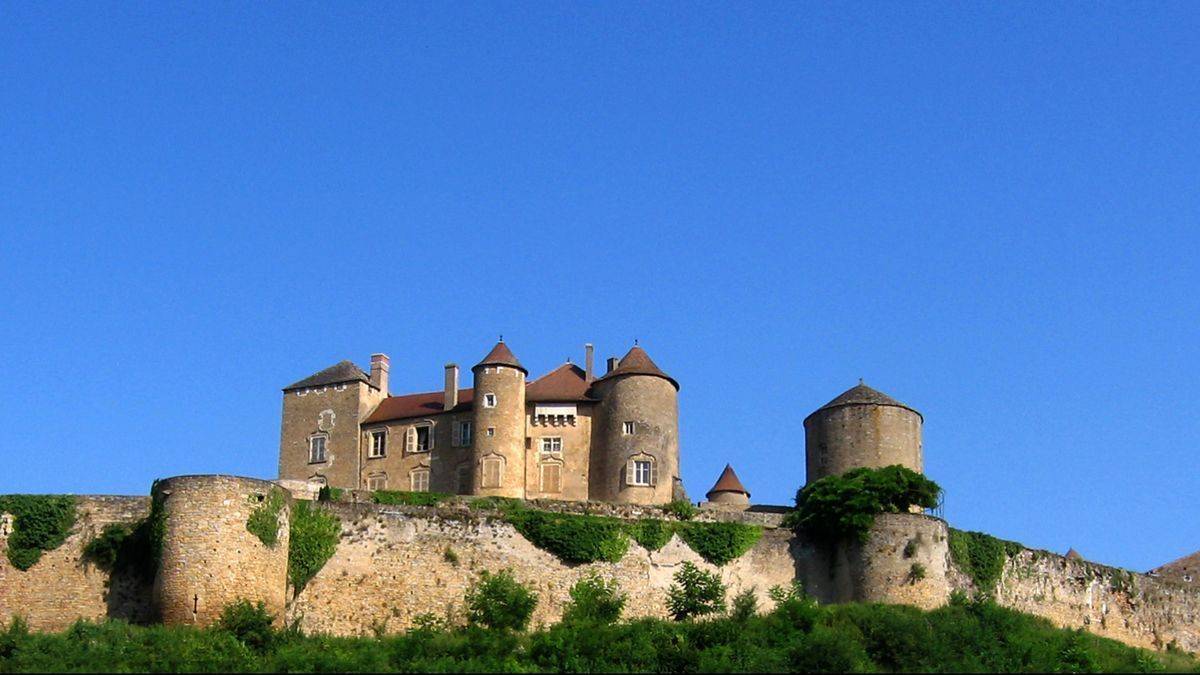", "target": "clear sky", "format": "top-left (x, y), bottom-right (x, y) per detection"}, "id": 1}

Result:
top-left (2, 2), bottom-right (1197, 573)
